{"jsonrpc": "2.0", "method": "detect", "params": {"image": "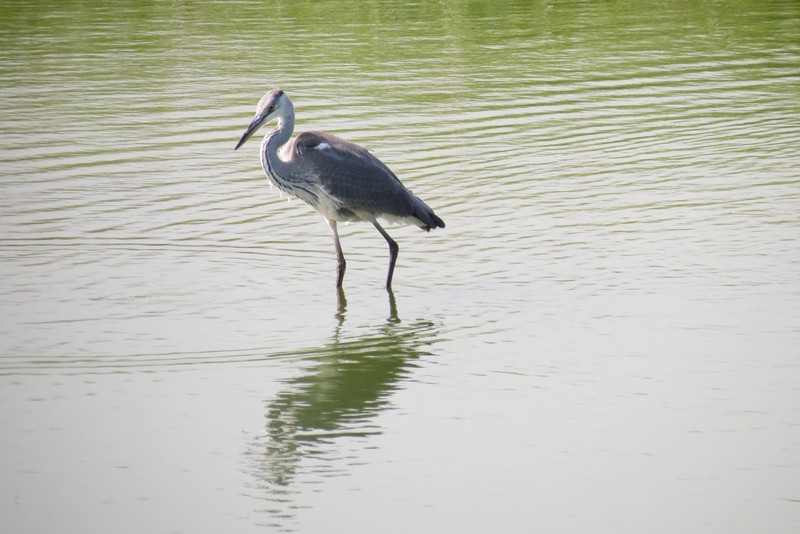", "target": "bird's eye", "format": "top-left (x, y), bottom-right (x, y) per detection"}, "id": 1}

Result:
top-left (268, 104), bottom-right (276, 113)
